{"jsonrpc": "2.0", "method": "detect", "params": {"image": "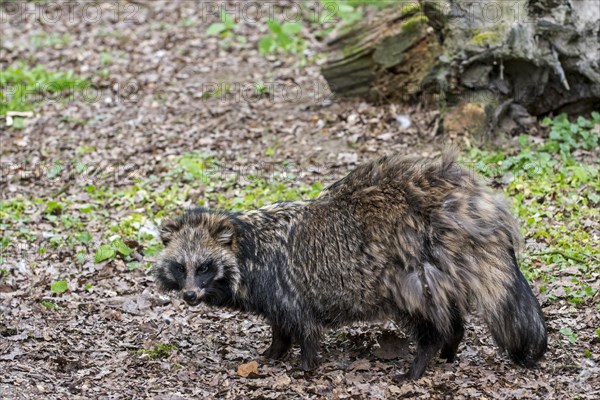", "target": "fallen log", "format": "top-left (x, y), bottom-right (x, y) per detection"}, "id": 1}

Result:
top-left (321, 0), bottom-right (600, 137)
